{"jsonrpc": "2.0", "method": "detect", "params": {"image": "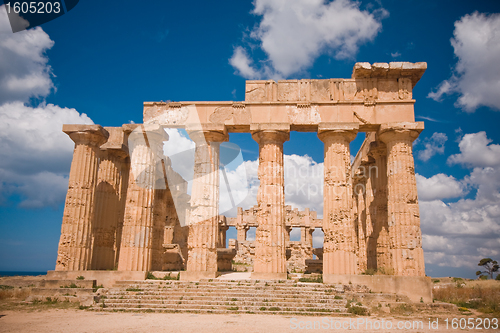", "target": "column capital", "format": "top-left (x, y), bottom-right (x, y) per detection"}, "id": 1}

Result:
top-left (187, 124), bottom-right (229, 144)
top-left (378, 122), bottom-right (424, 144)
top-left (251, 123), bottom-right (290, 145)
top-left (317, 123), bottom-right (359, 143)
top-left (63, 125), bottom-right (109, 147)
top-left (124, 124), bottom-right (168, 143)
